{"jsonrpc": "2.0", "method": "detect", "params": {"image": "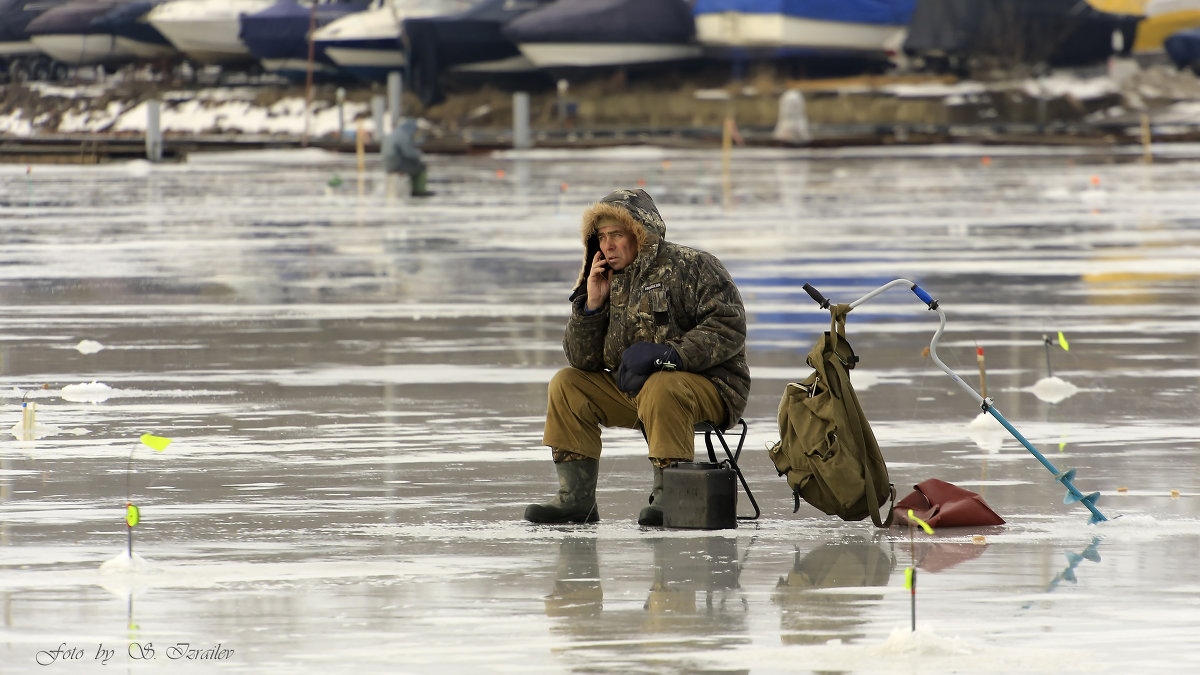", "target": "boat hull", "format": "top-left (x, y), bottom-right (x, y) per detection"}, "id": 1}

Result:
top-left (148, 0), bottom-right (274, 66)
top-left (517, 42), bottom-right (701, 68)
top-left (695, 11), bottom-right (904, 54)
top-left (321, 41), bottom-right (404, 81)
top-left (29, 34), bottom-right (136, 65)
